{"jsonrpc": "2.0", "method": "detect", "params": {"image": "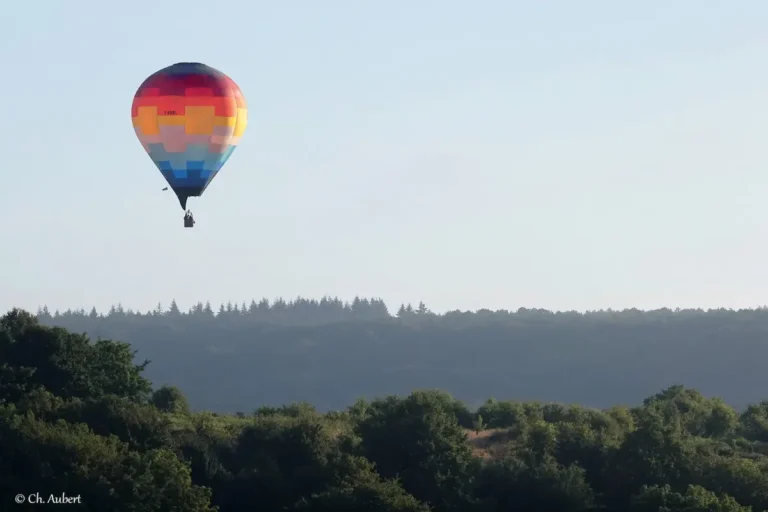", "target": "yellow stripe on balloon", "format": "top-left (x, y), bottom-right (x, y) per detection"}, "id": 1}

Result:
top-left (234, 108), bottom-right (247, 137)
top-left (214, 116), bottom-right (236, 127)
top-left (157, 115), bottom-right (185, 126)
top-left (184, 106), bottom-right (216, 135)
